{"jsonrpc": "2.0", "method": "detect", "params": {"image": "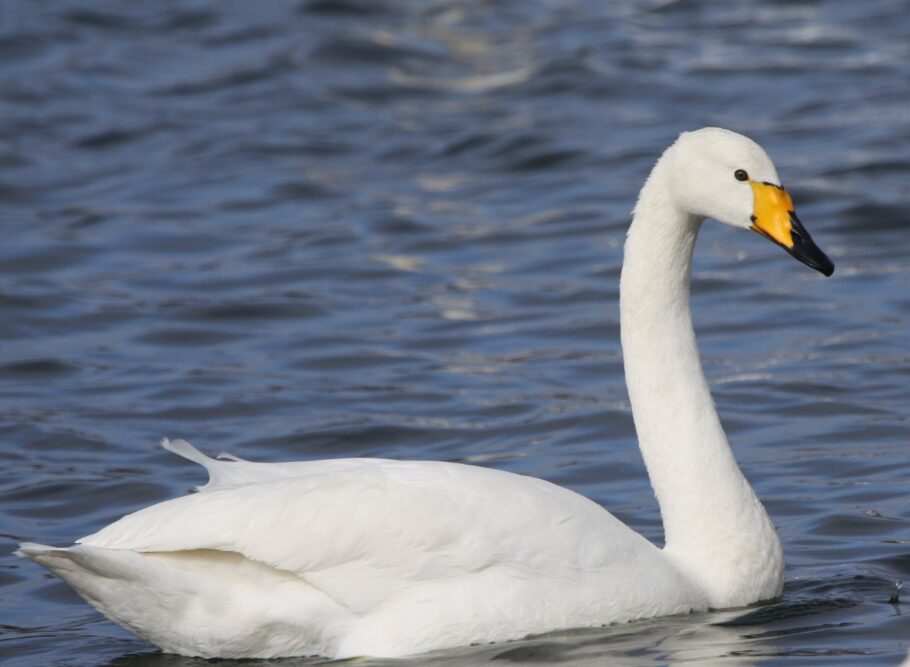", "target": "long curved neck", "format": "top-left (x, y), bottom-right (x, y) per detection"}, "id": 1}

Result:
top-left (620, 157), bottom-right (783, 606)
